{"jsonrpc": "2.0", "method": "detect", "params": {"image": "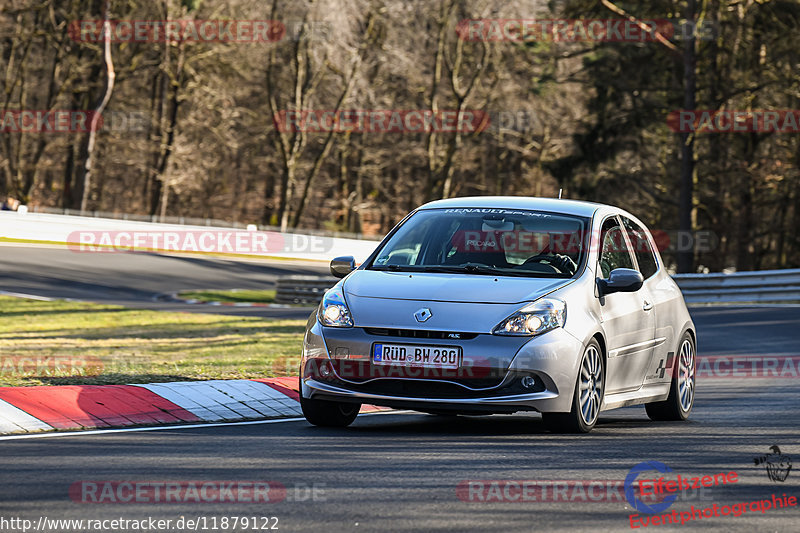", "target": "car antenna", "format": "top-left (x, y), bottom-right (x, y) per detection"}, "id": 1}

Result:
top-left (558, 189), bottom-right (563, 199)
